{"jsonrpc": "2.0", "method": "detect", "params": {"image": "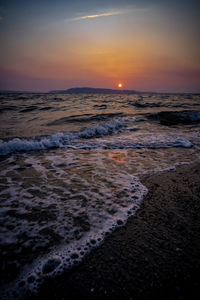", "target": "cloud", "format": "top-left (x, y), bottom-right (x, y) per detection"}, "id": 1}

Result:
top-left (68, 10), bottom-right (126, 22)
top-left (0, 16), bottom-right (3, 21)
